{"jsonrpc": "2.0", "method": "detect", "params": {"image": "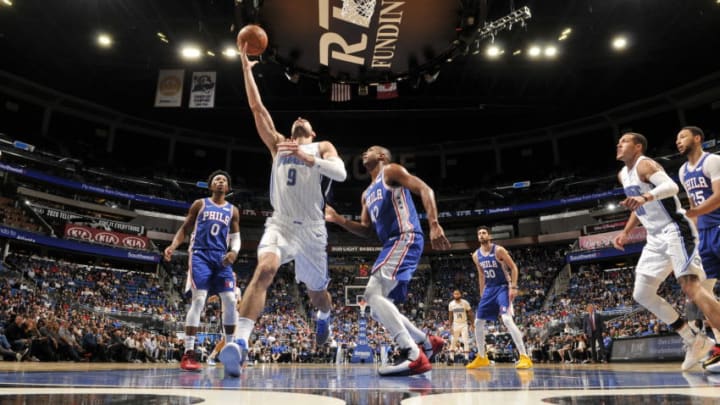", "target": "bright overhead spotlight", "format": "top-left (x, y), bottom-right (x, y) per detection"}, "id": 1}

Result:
top-left (206, 50), bottom-right (215, 57)
top-left (222, 47), bottom-right (238, 59)
top-left (513, 49), bottom-right (522, 56)
top-left (528, 45), bottom-right (541, 58)
top-left (612, 35), bottom-right (628, 51)
top-left (558, 27), bottom-right (572, 41)
top-left (544, 45), bottom-right (558, 58)
top-left (486, 45), bottom-right (503, 59)
top-left (181, 46), bottom-right (202, 60)
top-left (2, 0), bottom-right (12, 6)
top-left (96, 34), bottom-right (113, 48)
